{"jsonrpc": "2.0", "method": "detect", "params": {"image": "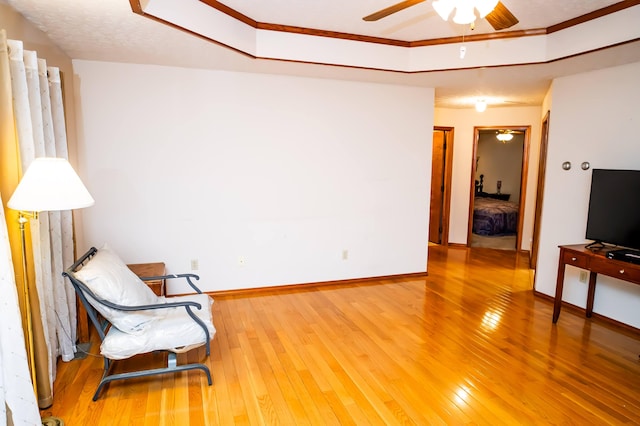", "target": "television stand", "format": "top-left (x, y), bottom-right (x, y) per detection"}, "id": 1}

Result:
top-left (553, 244), bottom-right (640, 323)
